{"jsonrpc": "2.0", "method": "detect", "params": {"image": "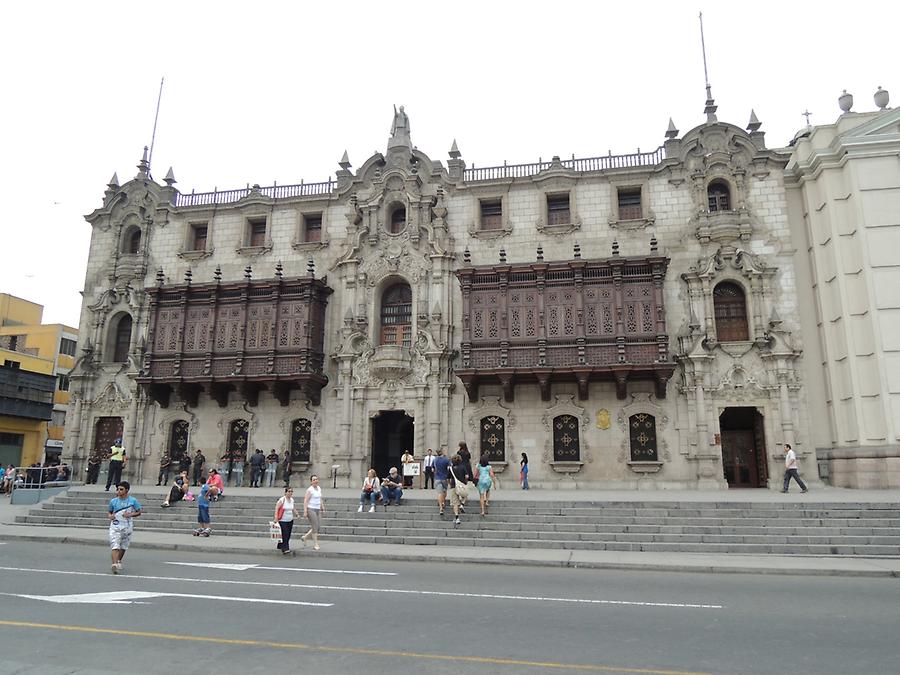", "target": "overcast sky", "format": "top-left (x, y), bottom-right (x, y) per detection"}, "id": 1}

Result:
top-left (1, 0), bottom-right (896, 329)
